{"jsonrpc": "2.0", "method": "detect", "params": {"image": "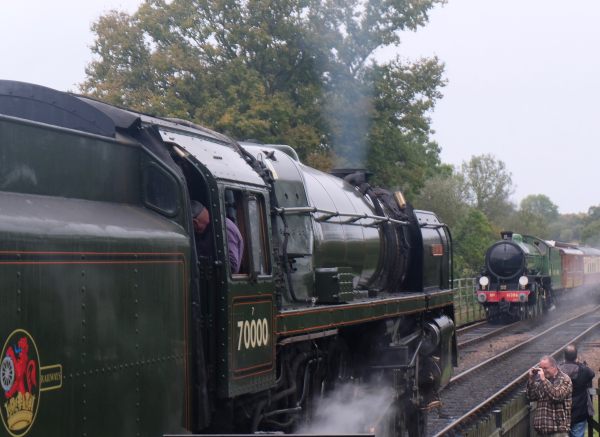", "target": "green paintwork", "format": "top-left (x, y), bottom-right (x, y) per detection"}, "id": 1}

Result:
top-left (517, 234), bottom-right (562, 286)
top-left (314, 267), bottom-right (355, 303)
top-left (241, 143), bottom-right (383, 302)
top-left (276, 290), bottom-right (454, 336)
top-left (513, 234), bottom-right (546, 275)
top-left (0, 119), bottom-right (191, 435)
top-left (549, 246), bottom-right (563, 288)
